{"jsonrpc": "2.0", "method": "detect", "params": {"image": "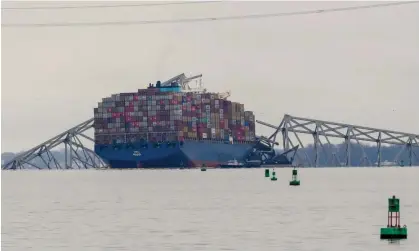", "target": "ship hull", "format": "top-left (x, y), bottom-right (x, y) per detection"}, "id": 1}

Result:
top-left (94, 140), bottom-right (255, 168)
